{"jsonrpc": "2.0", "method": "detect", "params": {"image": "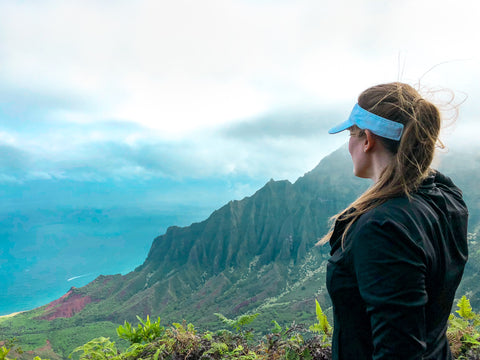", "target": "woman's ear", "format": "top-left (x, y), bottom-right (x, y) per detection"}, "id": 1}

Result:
top-left (364, 130), bottom-right (376, 152)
